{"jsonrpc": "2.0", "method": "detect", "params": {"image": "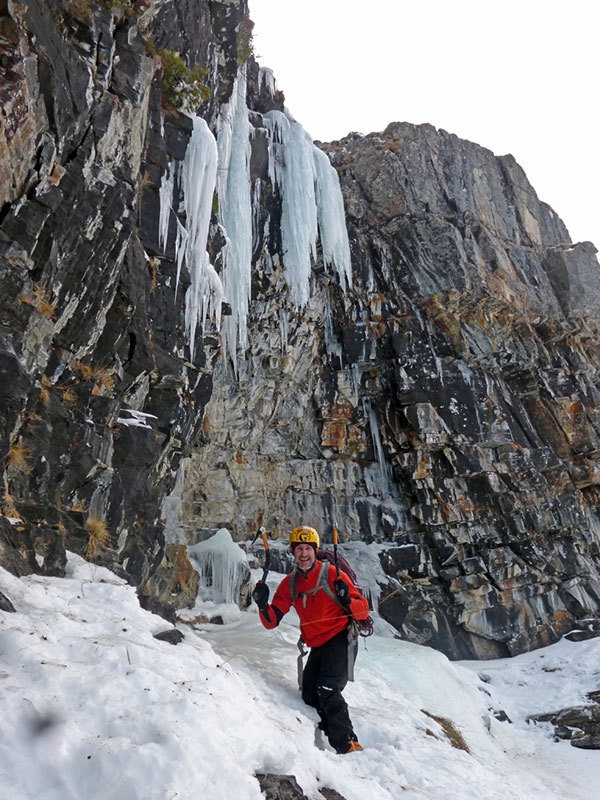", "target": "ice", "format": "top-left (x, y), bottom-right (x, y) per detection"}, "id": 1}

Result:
top-left (324, 298), bottom-right (343, 365)
top-left (217, 69), bottom-right (253, 374)
top-left (159, 115), bottom-right (222, 360)
top-left (187, 528), bottom-right (248, 605)
top-left (364, 398), bottom-right (393, 497)
top-left (313, 147), bottom-right (352, 291)
top-left (258, 66), bottom-right (276, 97)
top-left (264, 109), bottom-right (318, 307)
top-left (158, 161), bottom-right (174, 252)
top-left (180, 115), bottom-right (222, 359)
top-left (279, 307), bottom-right (289, 354)
top-left (263, 110), bottom-right (352, 307)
